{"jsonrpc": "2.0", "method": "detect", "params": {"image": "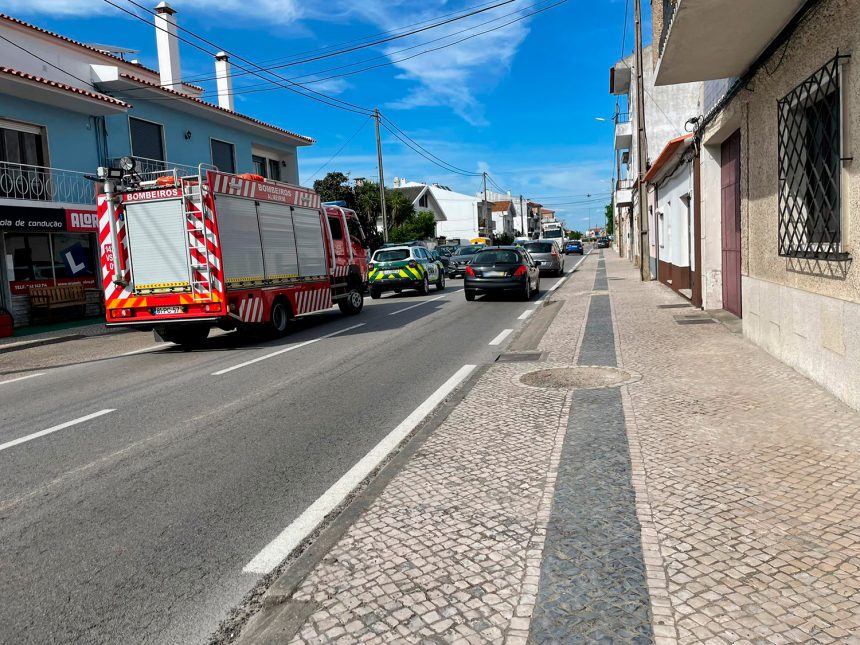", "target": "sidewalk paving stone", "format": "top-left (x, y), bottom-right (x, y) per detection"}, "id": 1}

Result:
top-left (243, 250), bottom-right (860, 644)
